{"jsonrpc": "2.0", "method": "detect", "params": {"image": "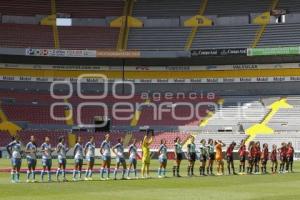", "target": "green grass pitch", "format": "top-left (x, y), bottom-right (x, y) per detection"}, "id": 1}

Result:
top-left (1, 159), bottom-right (300, 200)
